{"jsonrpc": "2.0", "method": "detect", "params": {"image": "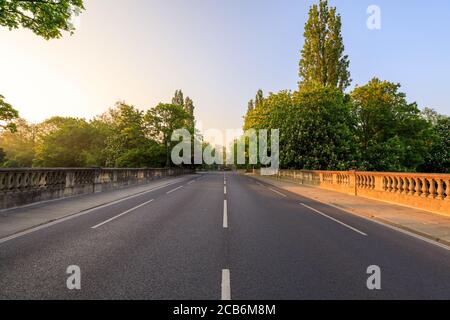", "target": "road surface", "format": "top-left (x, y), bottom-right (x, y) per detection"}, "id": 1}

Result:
top-left (0, 172), bottom-right (449, 299)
